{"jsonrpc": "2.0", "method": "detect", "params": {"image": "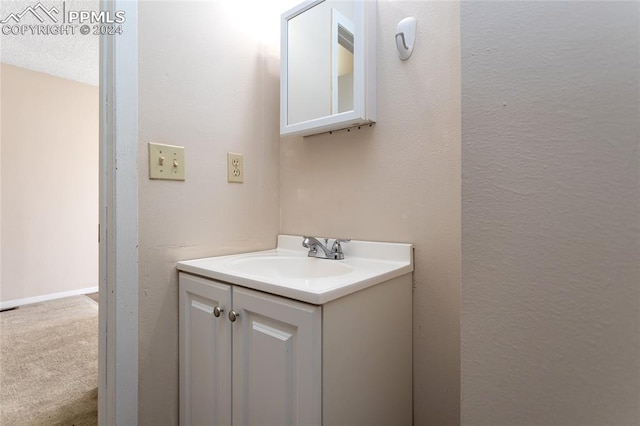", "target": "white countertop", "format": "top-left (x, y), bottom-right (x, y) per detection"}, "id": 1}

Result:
top-left (176, 235), bottom-right (413, 305)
